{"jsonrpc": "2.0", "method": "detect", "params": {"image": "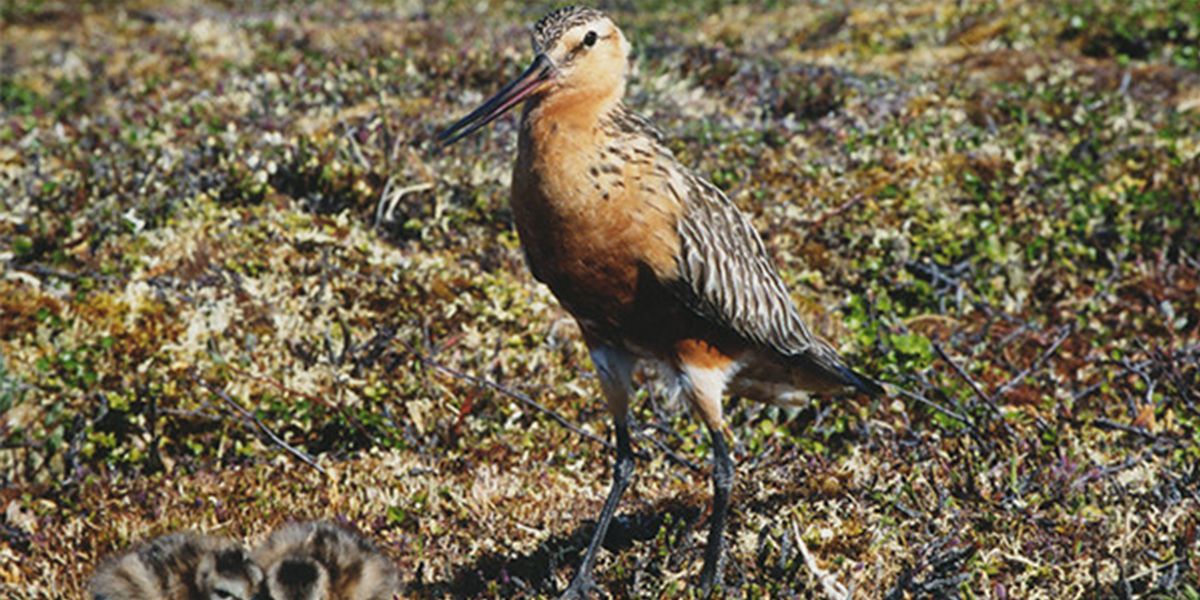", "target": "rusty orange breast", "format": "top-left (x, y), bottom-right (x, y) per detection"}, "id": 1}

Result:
top-left (511, 101), bottom-right (686, 349)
